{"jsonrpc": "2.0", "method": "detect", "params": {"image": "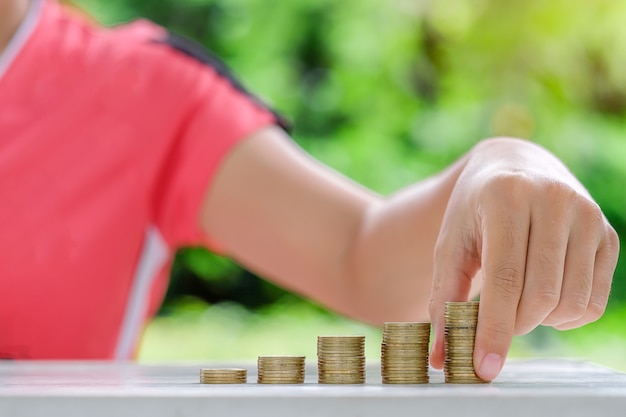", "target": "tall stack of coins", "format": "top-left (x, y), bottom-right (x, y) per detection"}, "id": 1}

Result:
top-left (317, 336), bottom-right (365, 384)
top-left (257, 356), bottom-right (306, 384)
top-left (444, 301), bottom-right (488, 384)
top-left (199, 368), bottom-right (247, 384)
top-left (381, 322), bottom-right (430, 384)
